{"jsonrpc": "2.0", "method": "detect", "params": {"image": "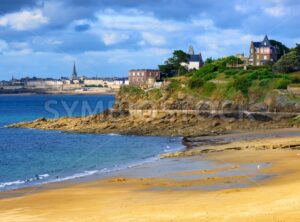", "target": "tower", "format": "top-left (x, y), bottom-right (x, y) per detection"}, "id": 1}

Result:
top-left (72, 62), bottom-right (78, 80)
top-left (188, 46), bottom-right (195, 55)
top-left (262, 35), bottom-right (271, 46)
